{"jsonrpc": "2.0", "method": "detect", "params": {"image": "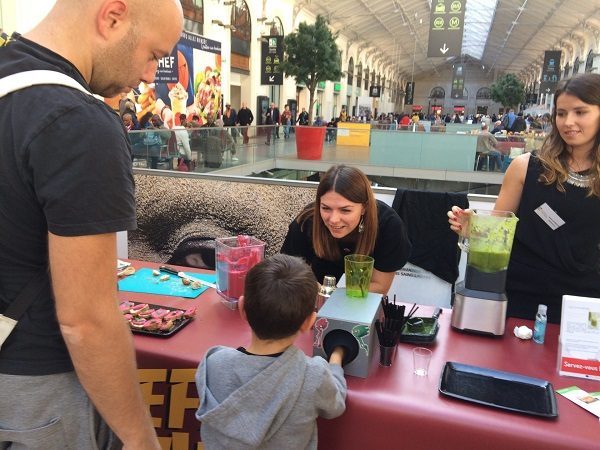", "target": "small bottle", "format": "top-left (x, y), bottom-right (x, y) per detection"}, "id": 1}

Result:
top-left (533, 304), bottom-right (547, 344)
